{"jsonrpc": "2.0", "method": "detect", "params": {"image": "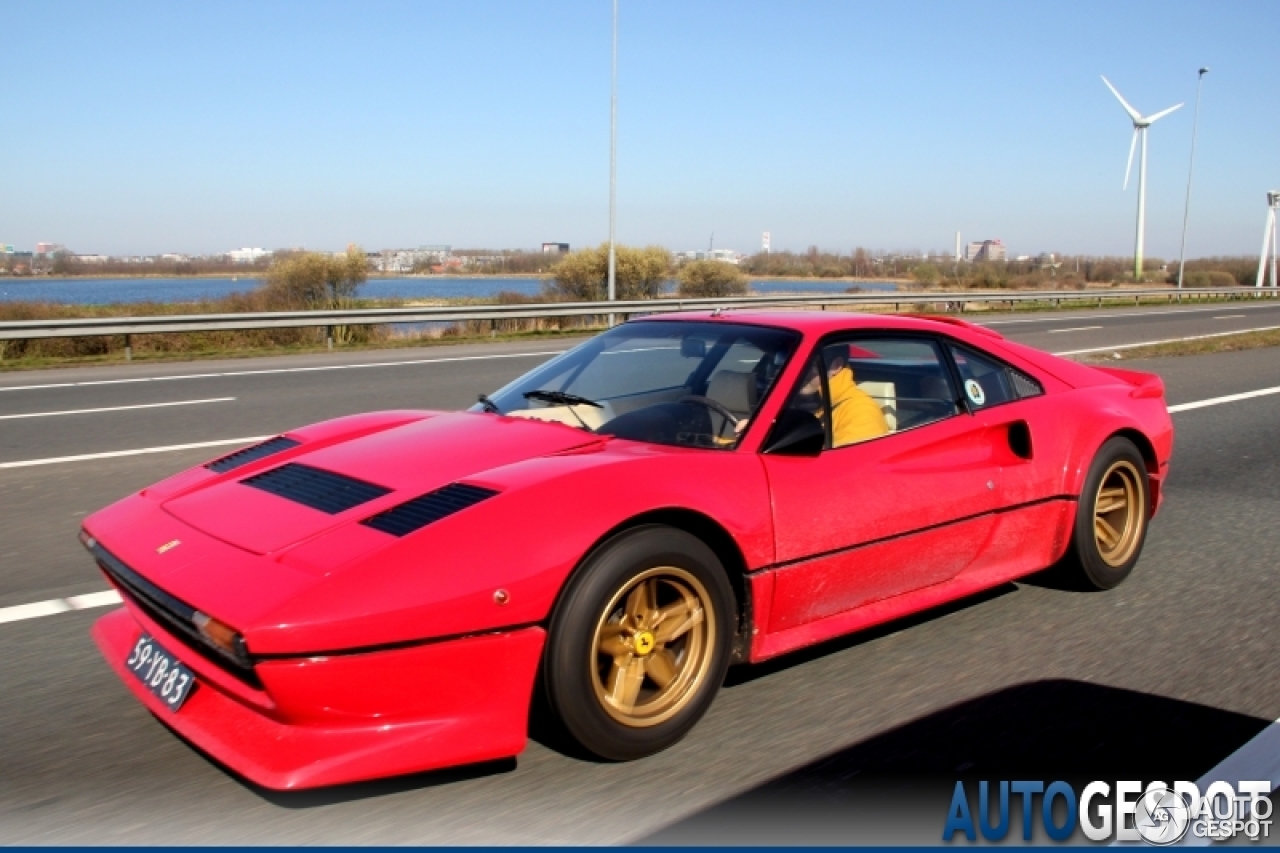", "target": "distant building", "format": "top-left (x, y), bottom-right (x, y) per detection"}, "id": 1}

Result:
top-left (228, 247), bottom-right (272, 264)
top-left (370, 246), bottom-right (452, 273)
top-left (964, 239), bottom-right (1006, 263)
top-left (762, 232), bottom-right (771, 254)
top-left (676, 248), bottom-right (742, 265)
top-left (74, 254), bottom-right (110, 264)
top-left (541, 242), bottom-right (570, 254)
top-left (35, 242), bottom-right (57, 255)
